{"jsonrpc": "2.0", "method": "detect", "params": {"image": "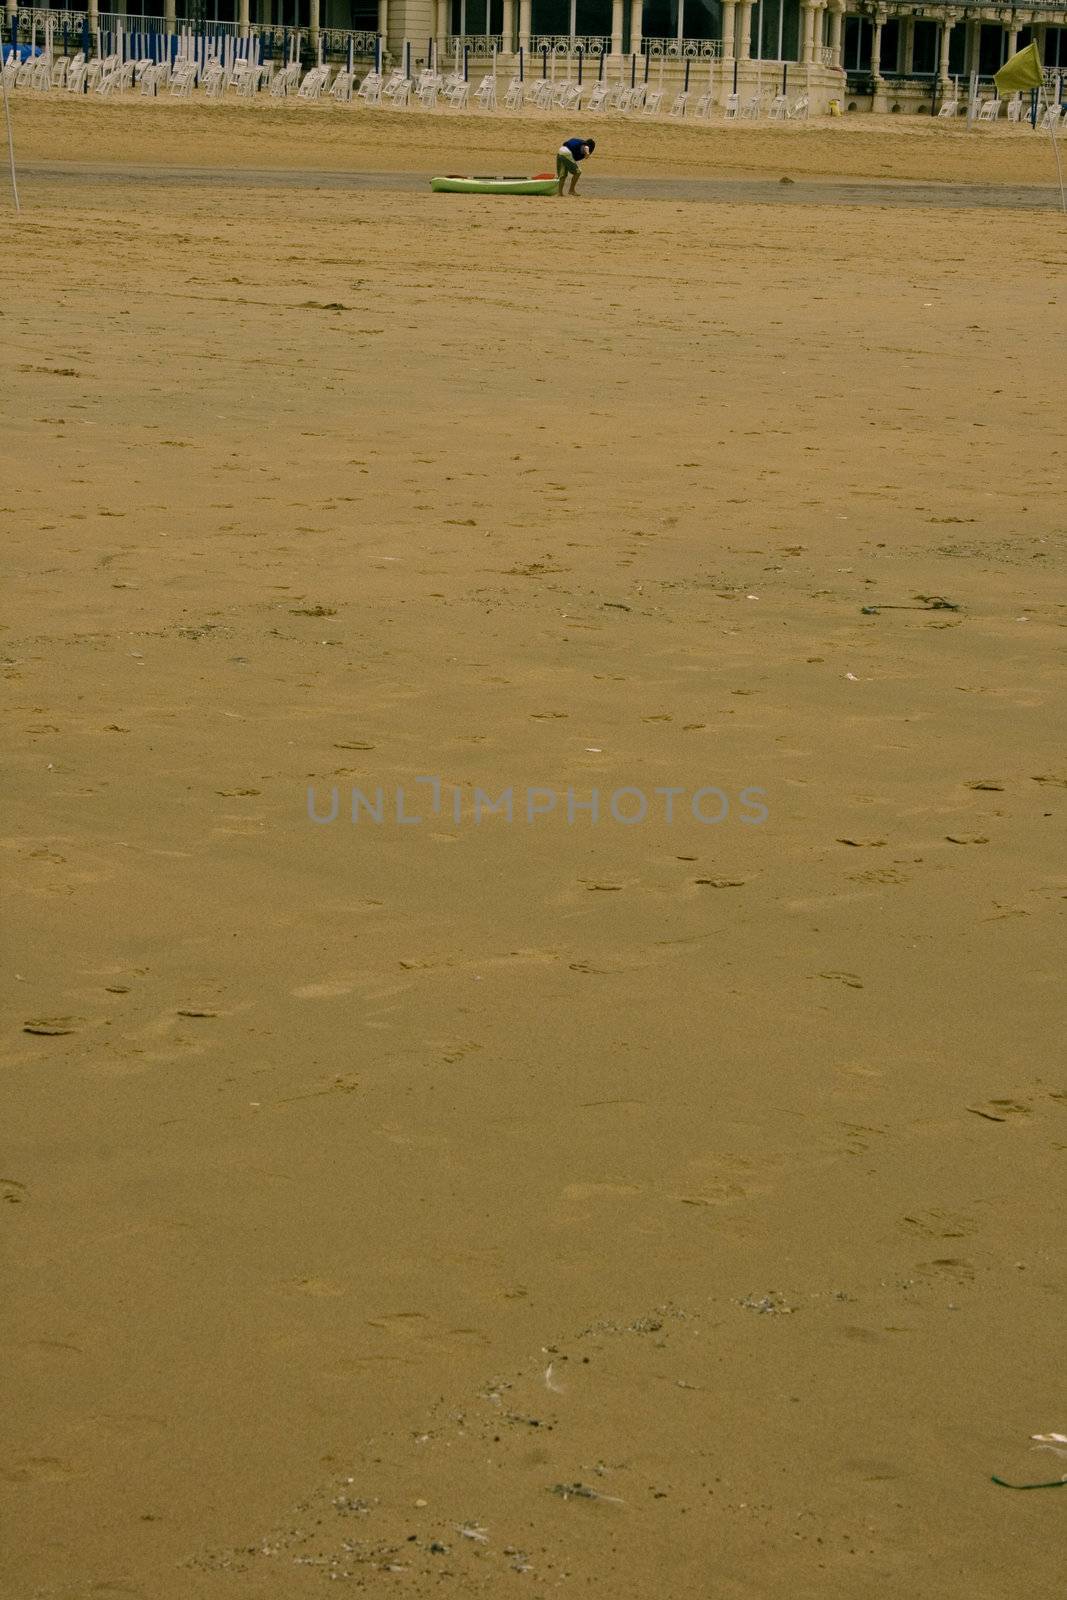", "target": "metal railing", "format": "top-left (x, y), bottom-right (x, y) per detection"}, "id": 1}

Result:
top-left (443, 32), bottom-right (503, 52)
top-left (528, 33), bottom-right (610, 54)
top-left (13, 7), bottom-right (382, 55)
top-left (642, 35), bottom-right (721, 57)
